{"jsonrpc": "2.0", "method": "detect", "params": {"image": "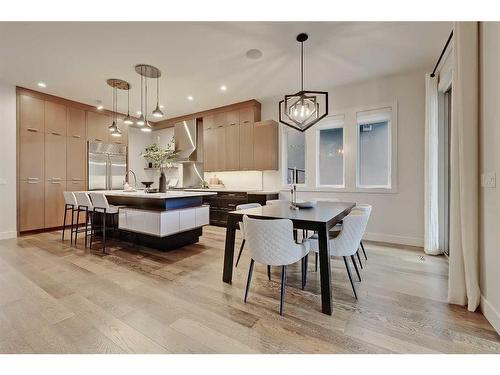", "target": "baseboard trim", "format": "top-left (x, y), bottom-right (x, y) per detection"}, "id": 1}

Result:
top-left (363, 232), bottom-right (424, 247)
top-left (480, 295), bottom-right (500, 335)
top-left (0, 231), bottom-right (17, 240)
